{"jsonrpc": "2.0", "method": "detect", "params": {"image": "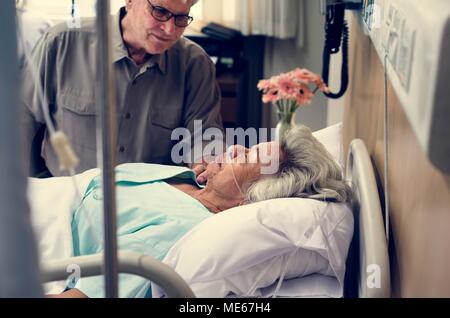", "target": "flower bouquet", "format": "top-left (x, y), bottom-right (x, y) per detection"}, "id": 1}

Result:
top-left (257, 68), bottom-right (330, 140)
